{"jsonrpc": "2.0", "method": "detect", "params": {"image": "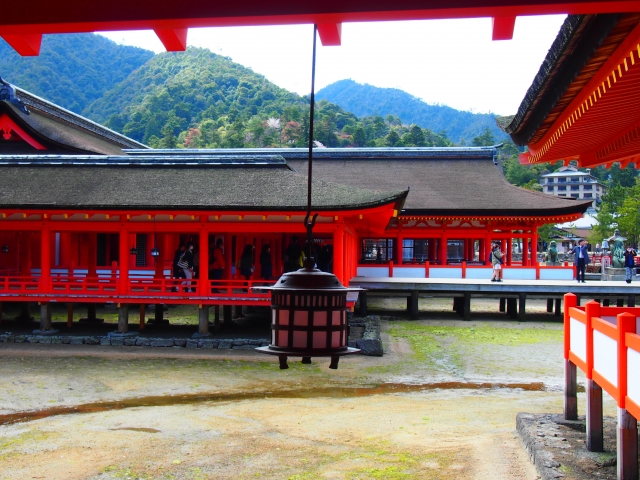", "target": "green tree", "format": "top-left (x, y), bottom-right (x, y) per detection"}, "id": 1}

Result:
top-left (616, 180), bottom-right (640, 247)
top-left (385, 130), bottom-right (400, 147)
top-left (352, 127), bottom-right (367, 147)
top-left (472, 127), bottom-right (496, 146)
